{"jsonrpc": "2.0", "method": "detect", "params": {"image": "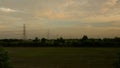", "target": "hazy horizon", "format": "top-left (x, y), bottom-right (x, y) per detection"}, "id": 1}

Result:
top-left (0, 0), bottom-right (120, 39)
